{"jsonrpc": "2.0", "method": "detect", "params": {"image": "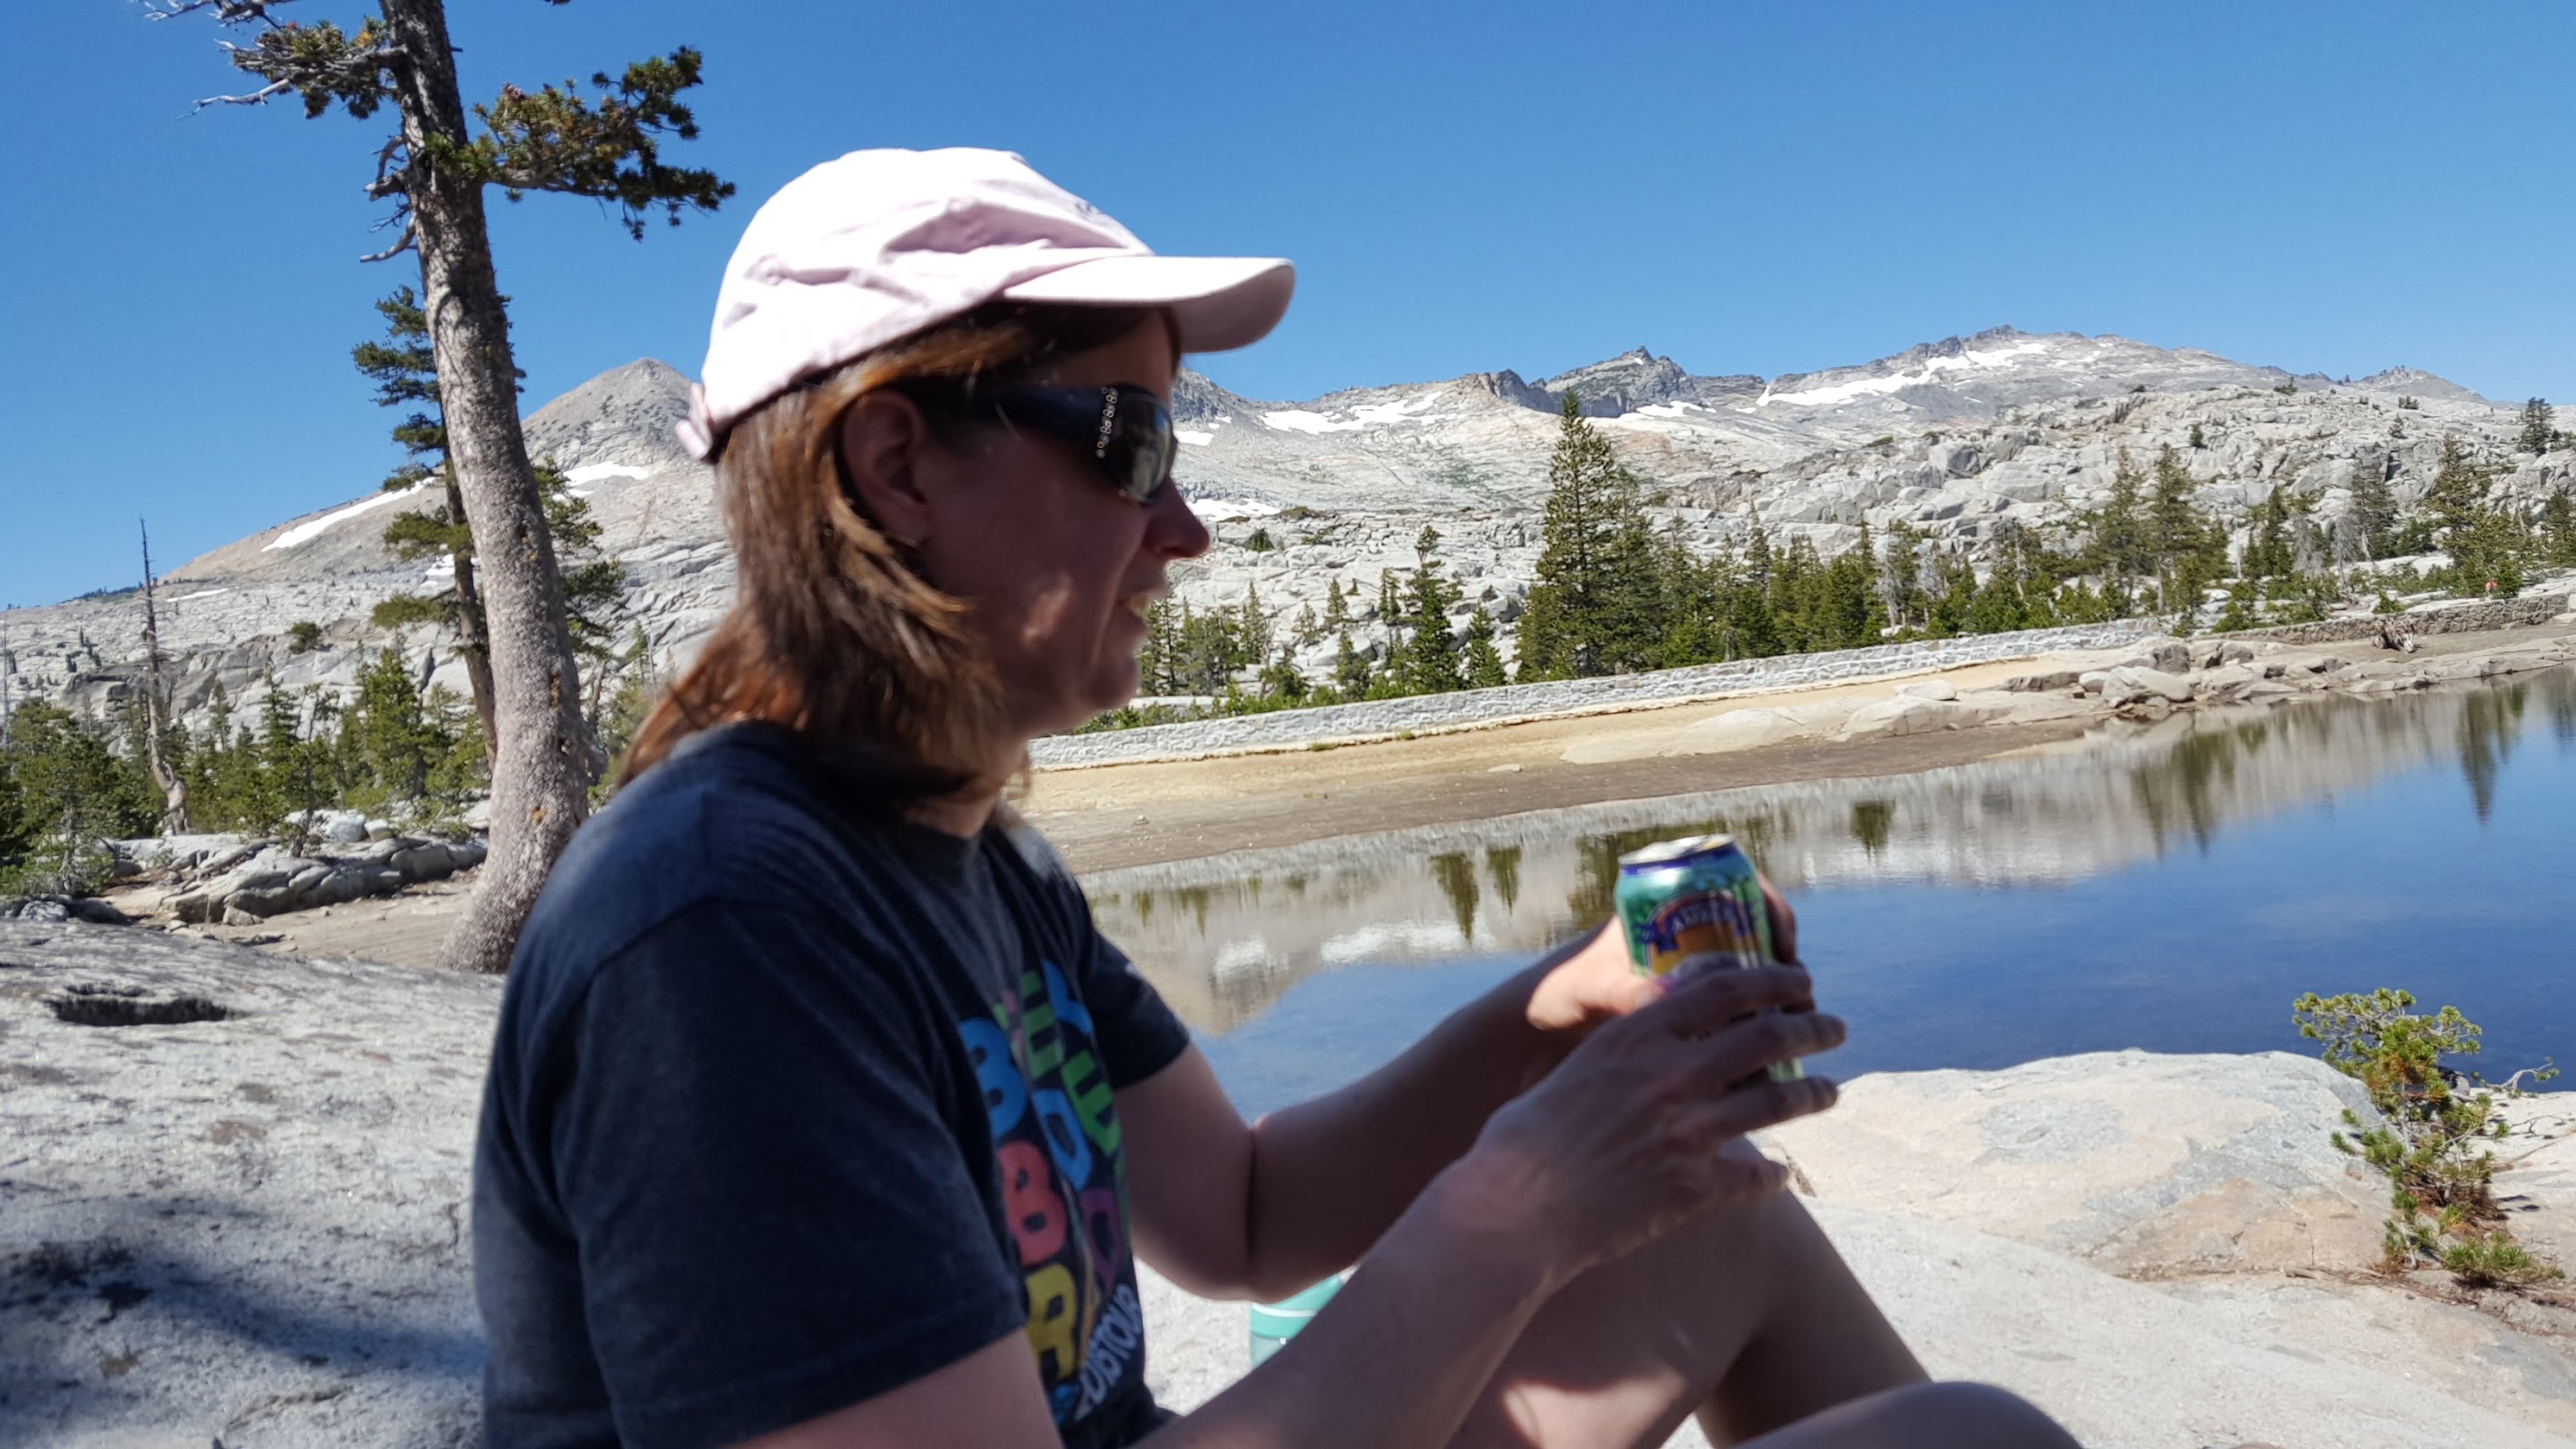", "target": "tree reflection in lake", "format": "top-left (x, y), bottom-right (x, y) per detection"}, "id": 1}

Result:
top-left (2457, 682), bottom-right (2530, 822)
top-left (1087, 669), bottom-right (2576, 1040)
